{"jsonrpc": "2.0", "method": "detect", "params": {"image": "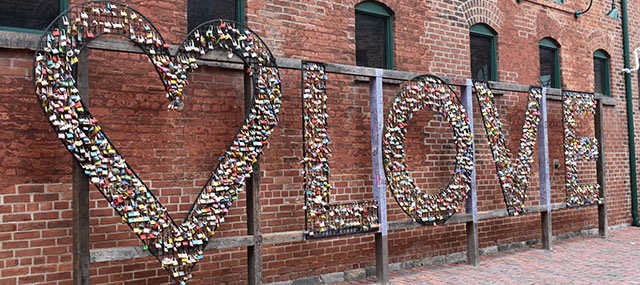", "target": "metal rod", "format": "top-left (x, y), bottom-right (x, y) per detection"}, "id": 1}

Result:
top-left (575, 0), bottom-right (594, 18)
